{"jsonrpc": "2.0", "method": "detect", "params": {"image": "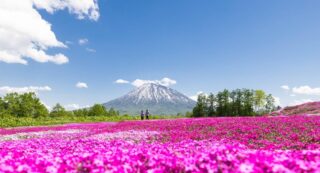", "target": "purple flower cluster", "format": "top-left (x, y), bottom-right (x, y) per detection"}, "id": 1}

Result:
top-left (0, 116), bottom-right (319, 172)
